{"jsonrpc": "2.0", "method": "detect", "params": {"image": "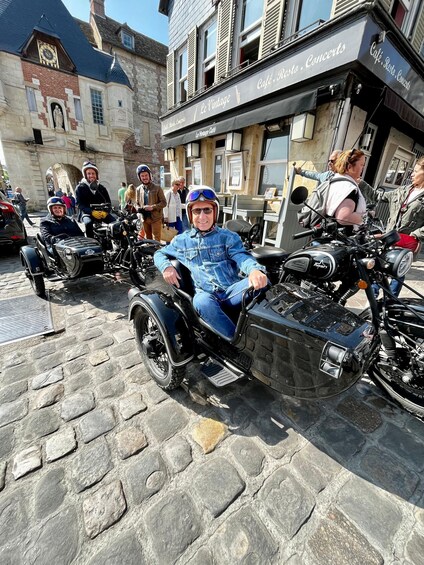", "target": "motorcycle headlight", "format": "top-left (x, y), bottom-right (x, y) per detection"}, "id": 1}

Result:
top-left (383, 248), bottom-right (413, 278)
